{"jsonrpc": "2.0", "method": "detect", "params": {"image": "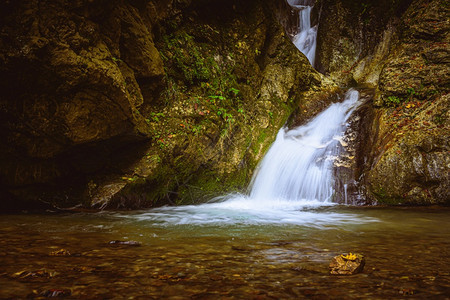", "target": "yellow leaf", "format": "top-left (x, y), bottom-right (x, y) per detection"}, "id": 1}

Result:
top-left (341, 253), bottom-right (357, 261)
